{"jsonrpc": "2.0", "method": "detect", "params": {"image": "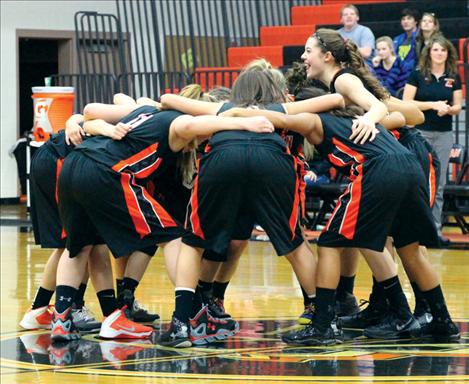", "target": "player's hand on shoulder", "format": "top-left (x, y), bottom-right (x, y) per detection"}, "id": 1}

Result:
top-left (350, 115), bottom-right (379, 144)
